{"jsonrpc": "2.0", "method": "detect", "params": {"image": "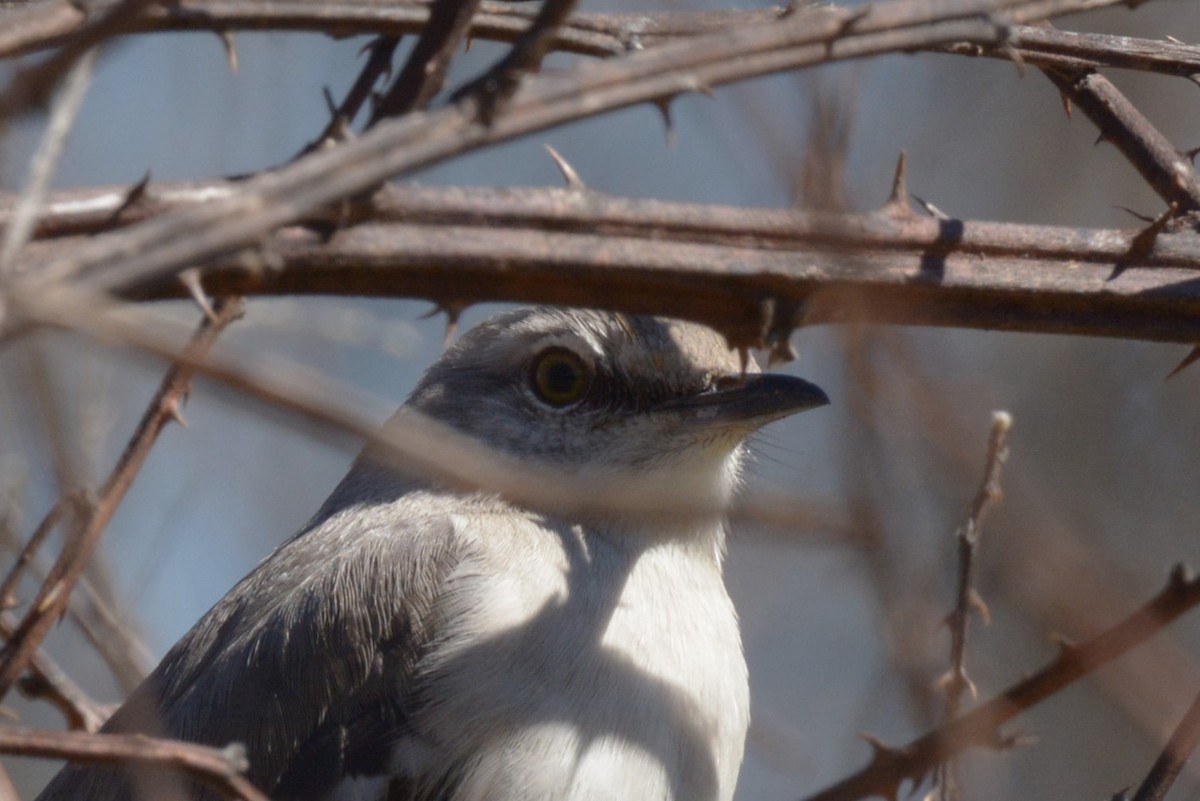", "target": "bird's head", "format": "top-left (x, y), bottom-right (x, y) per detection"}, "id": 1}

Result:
top-left (406, 308), bottom-right (828, 510)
